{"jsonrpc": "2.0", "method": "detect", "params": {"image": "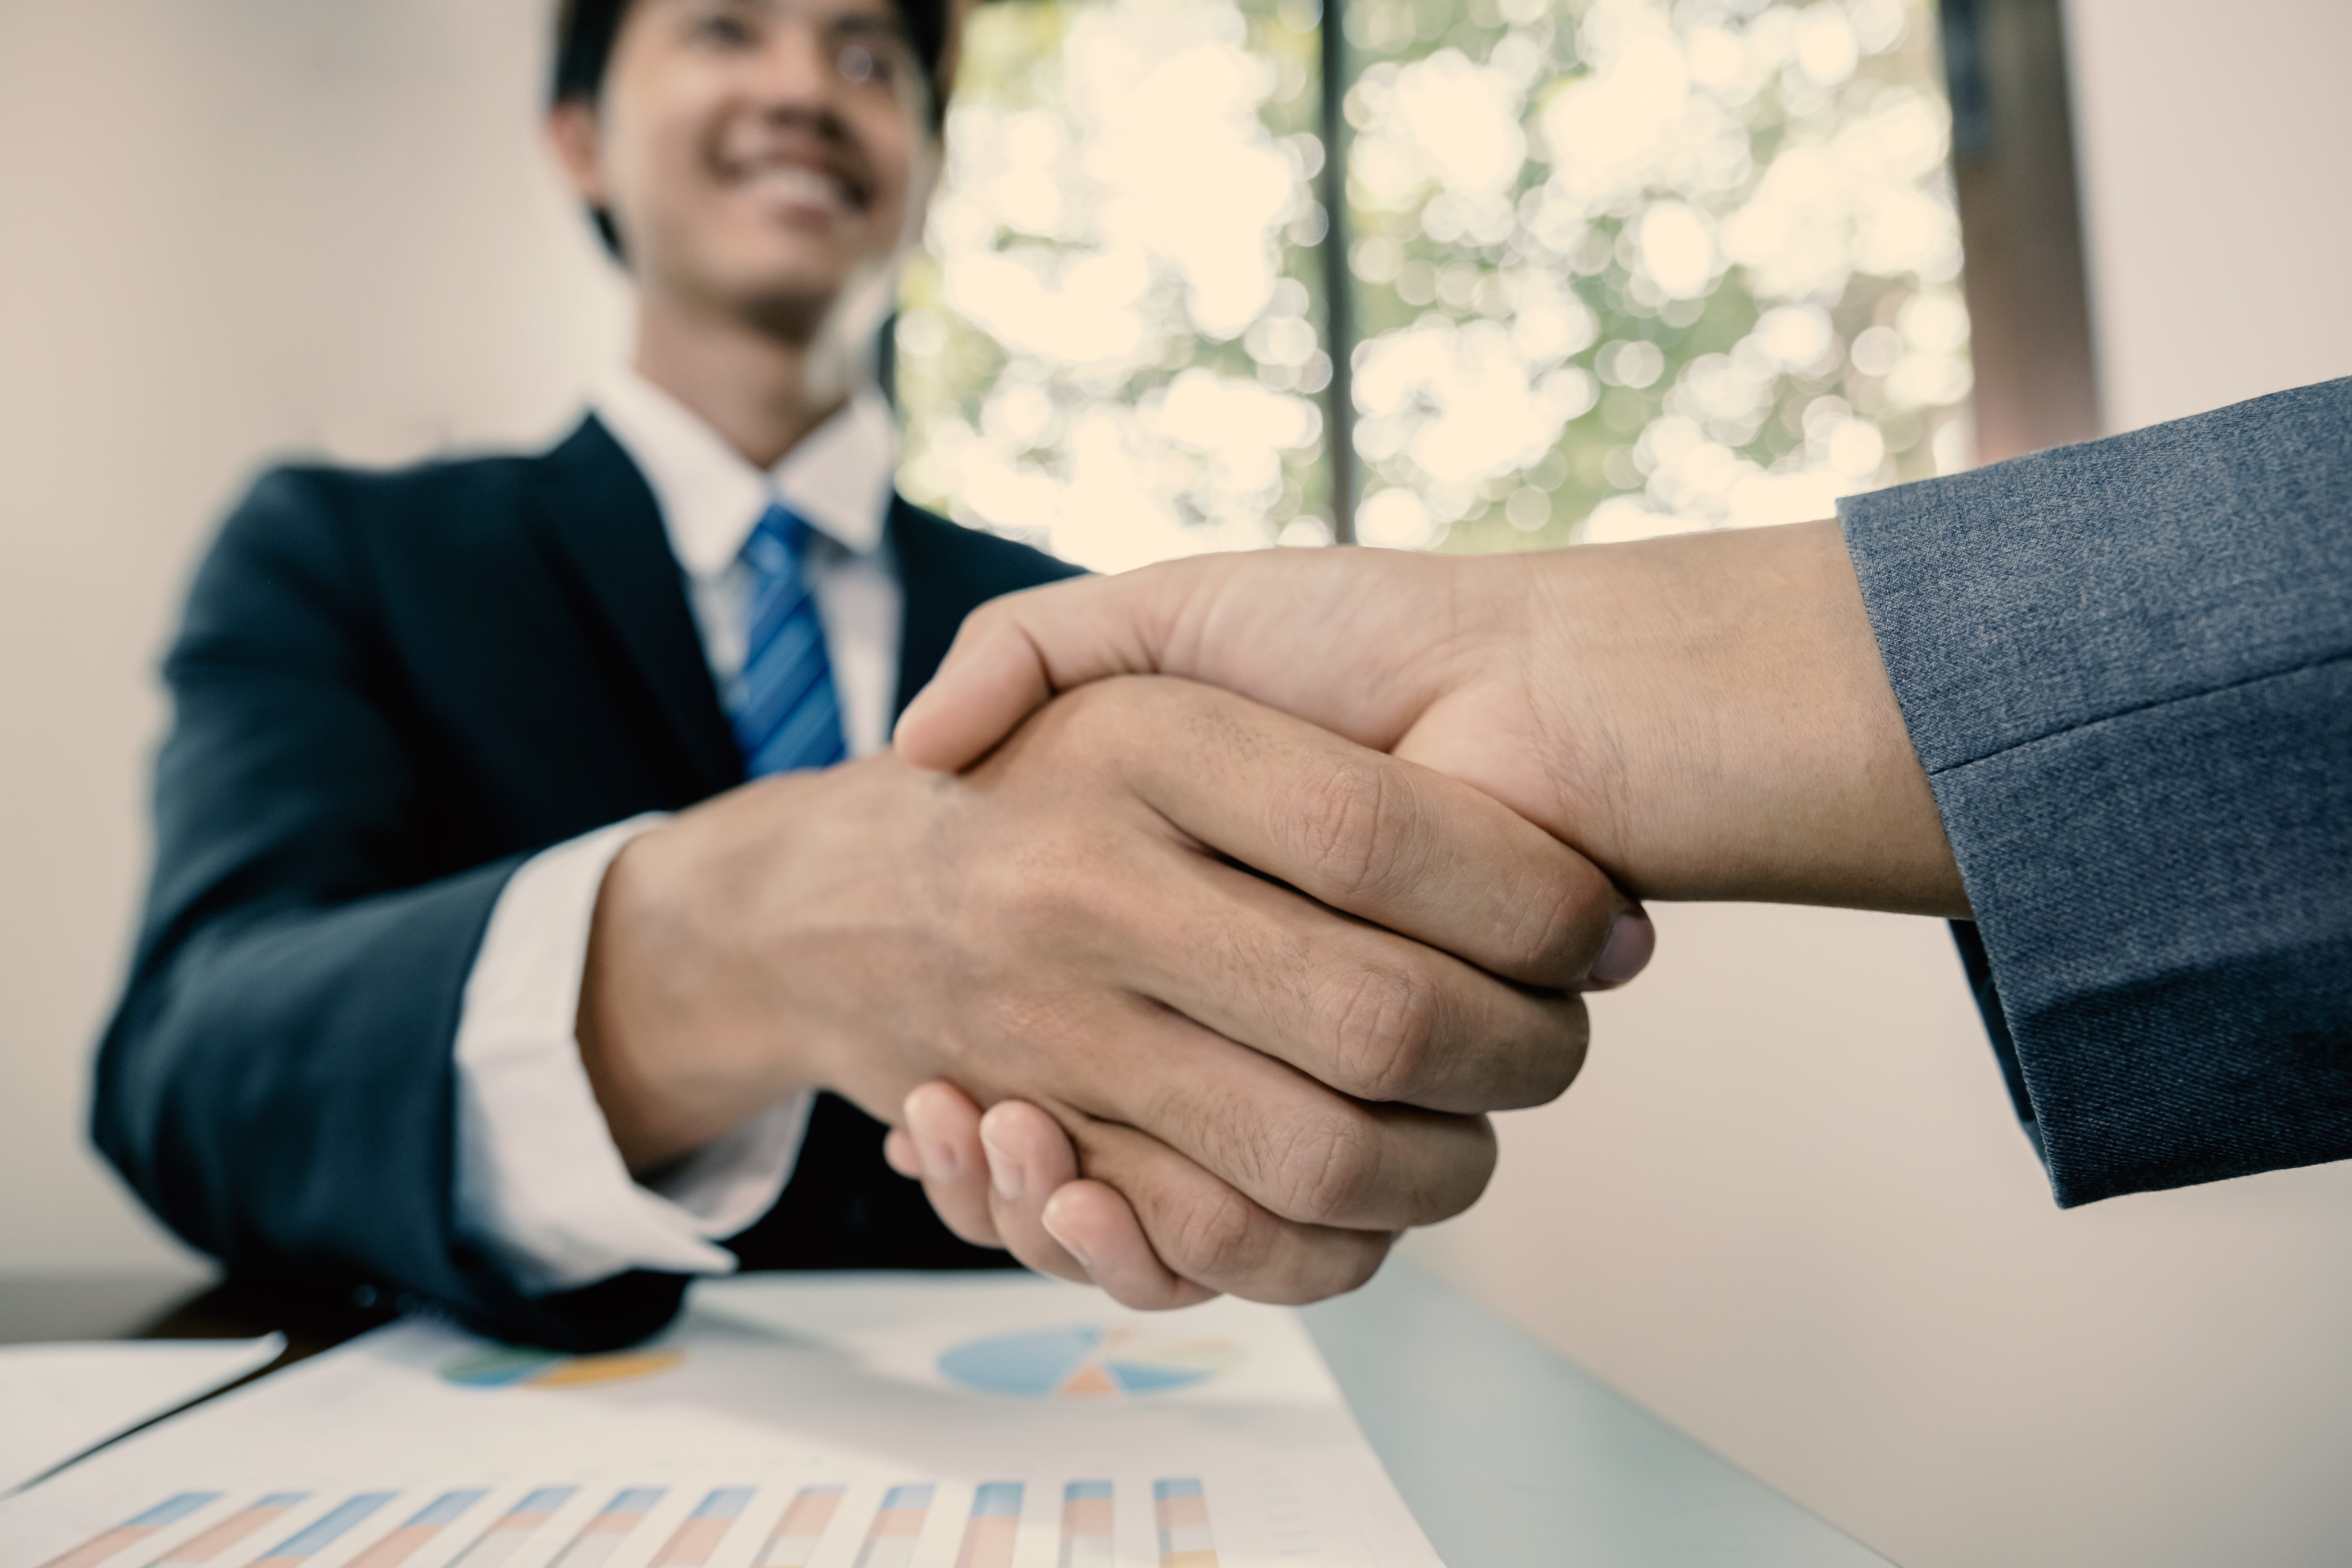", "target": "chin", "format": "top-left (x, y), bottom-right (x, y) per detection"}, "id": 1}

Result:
top-left (734, 280), bottom-right (844, 345)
